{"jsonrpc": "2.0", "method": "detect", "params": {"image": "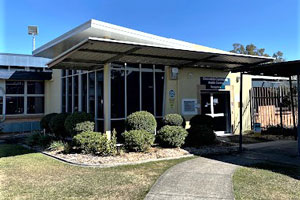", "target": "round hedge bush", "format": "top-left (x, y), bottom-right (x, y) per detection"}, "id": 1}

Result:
top-left (40, 113), bottom-right (57, 133)
top-left (186, 125), bottom-right (216, 146)
top-left (122, 130), bottom-right (155, 152)
top-left (125, 111), bottom-right (157, 134)
top-left (64, 112), bottom-right (94, 136)
top-left (49, 113), bottom-right (70, 138)
top-left (74, 121), bottom-right (95, 134)
top-left (73, 131), bottom-right (116, 155)
top-left (157, 125), bottom-right (188, 148)
top-left (189, 115), bottom-right (213, 128)
top-left (162, 114), bottom-right (184, 127)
